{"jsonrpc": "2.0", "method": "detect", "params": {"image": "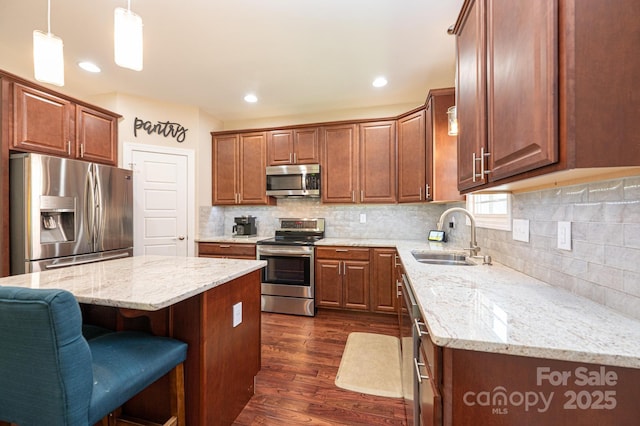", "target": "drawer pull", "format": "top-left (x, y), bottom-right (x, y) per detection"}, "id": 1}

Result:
top-left (218, 245), bottom-right (231, 248)
top-left (335, 249), bottom-right (349, 252)
top-left (414, 358), bottom-right (429, 384)
top-left (414, 318), bottom-right (428, 337)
